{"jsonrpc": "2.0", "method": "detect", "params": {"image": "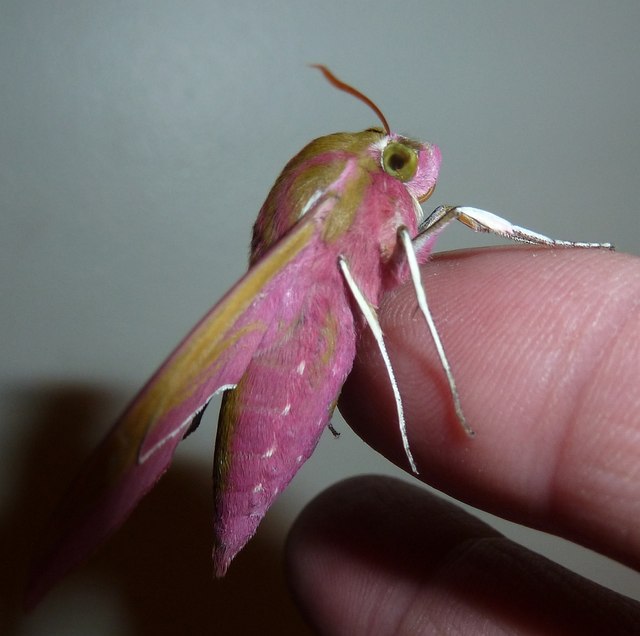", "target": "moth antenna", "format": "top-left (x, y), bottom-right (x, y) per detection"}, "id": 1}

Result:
top-left (311, 64), bottom-right (391, 135)
top-left (398, 227), bottom-right (474, 437)
top-left (338, 255), bottom-right (418, 474)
